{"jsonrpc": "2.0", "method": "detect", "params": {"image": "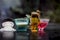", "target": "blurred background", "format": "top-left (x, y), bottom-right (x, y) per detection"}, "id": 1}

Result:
top-left (0, 0), bottom-right (60, 23)
top-left (0, 0), bottom-right (60, 29)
